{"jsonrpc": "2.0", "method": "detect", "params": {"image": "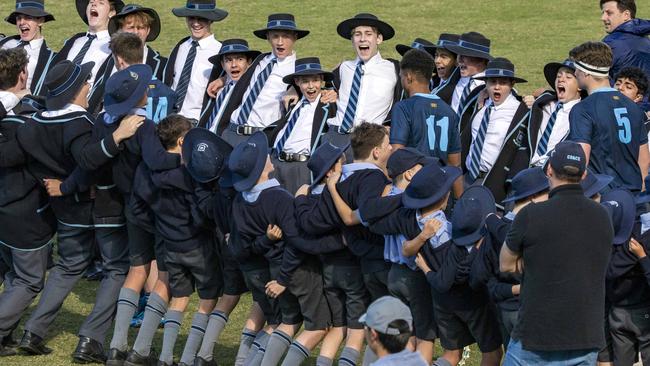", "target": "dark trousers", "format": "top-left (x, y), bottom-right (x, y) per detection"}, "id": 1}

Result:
top-left (24, 223), bottom-right (129, 343)
top-left (221, 128), bottom-right (253, 148)
top-left (499, 309), bottom-right (519, 350)
top-left (610, 305), bottom-right (650, 365)
top-left (270, 154), bottom-right (311, 195)
top-left (0, 243), bottom-right (51, 338)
